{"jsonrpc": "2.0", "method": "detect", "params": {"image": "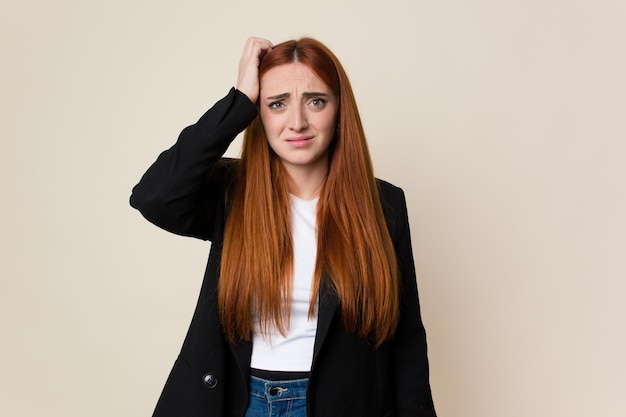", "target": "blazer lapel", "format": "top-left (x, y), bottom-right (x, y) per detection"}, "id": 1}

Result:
top-left (312, 276), bottom-right (339, 365)
top-left (230, 339), bottom-right (252, 383)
